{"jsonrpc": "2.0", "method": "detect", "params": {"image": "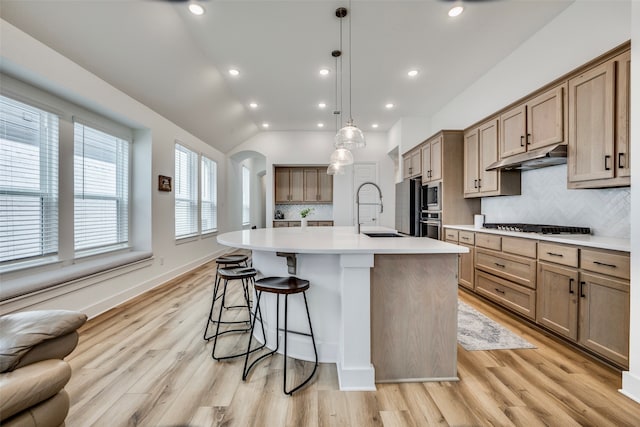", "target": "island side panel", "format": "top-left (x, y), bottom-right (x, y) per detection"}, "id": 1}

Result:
top-left (371, 253), bottom-right (458, 382)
